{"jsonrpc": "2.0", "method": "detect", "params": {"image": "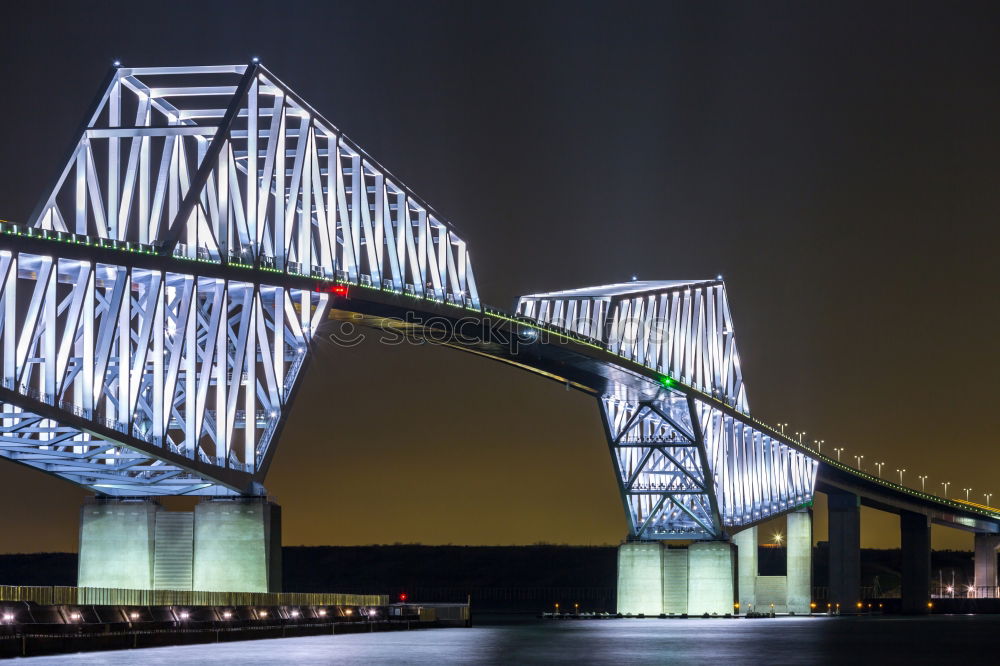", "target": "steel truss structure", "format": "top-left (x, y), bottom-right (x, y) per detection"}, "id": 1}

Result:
top-left (0, 62), bottom-right (818, 531)
top-left (519, 282), bottom-right (815, 539)
top-left (517, 280), bottom-right (747, 411)
top-left (0, 62), bottom-right (479, 495)
top-left (33, 64), bottom-right (479, 305)
top-left (0, 249), bottom-right (318, 494)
